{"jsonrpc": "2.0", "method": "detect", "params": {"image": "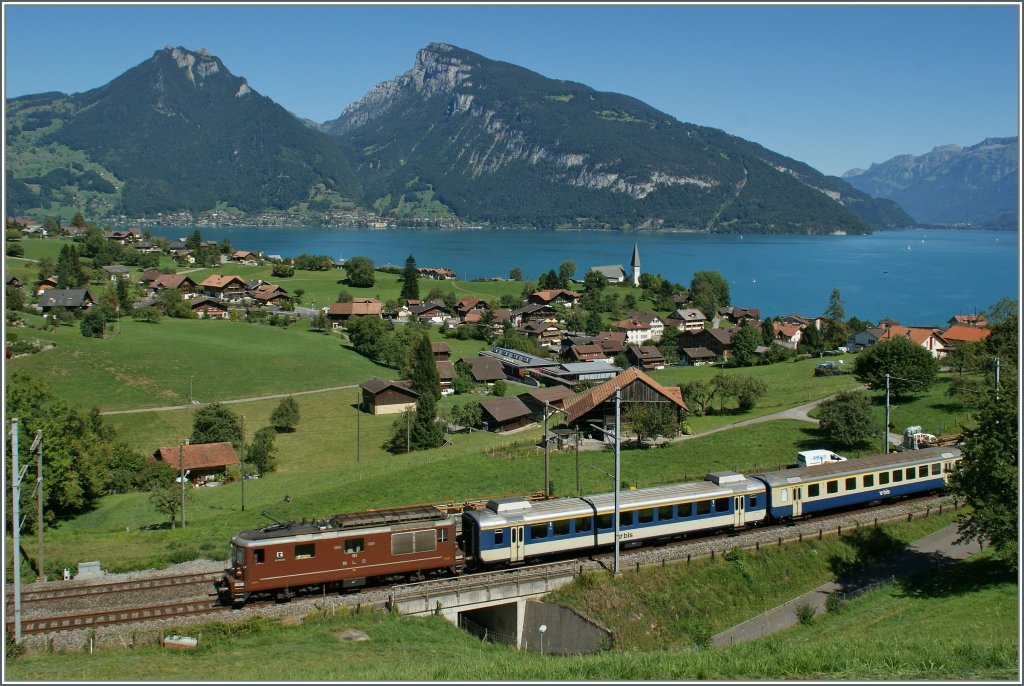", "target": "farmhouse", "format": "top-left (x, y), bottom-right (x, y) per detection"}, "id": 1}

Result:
top-left (36, 288), bottom-right (95, 314)
top-left (479, 396), bottom-right (534, 433)
top-left (200, 275), bottom-right (248, 301)
top-left (626, 344), bottom-right (667, 370)
top-left (148, 274), bottom-right (198, 296)
top-left (360, 378), bottom-right (419, 415)
top-left (327, 298), bottom-right (382, 328)
top-left (189, 297), bottom-right (230, 320)
top-left (563, 367), bottom-right (688, 443)
top-left (457, 356), bottom-right (507, 385)
top-left (151, 442), bottom-right (239, 484)
top-left (665, 308), bottom-right (708, 332)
